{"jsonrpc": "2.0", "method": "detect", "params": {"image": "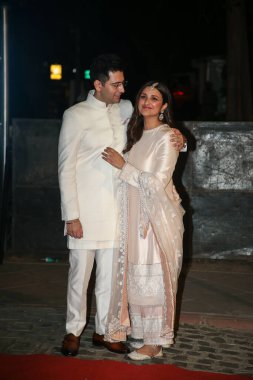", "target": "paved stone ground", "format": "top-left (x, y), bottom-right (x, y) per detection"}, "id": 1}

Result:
top-left (0, 305), bottom-right (252, 376)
